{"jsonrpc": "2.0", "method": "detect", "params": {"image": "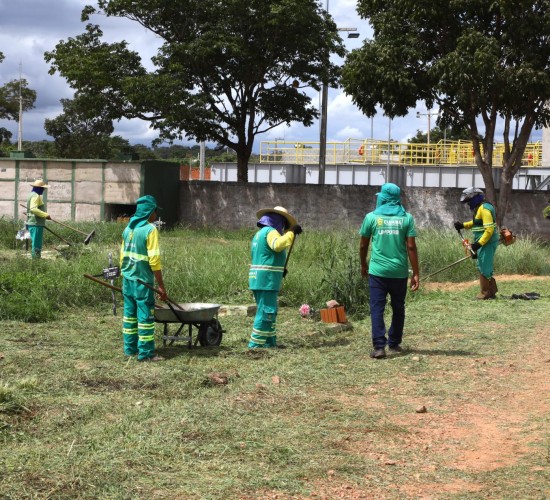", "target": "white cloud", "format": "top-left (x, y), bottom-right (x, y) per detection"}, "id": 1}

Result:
top-left (3, 0), bottom-right (538, 153)
top-left (334, 126), bottom-right (362, 140)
